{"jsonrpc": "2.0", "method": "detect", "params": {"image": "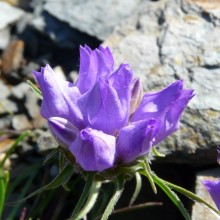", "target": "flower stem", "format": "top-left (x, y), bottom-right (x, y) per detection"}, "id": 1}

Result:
top-left (140, 160), bottom-right (157, 194)
top-left (101, 176), bottom-right (125, 220)
top-left (152, 146), bottom-right (165, 157)
top-left (129, 172), bottom-right (142, 206)
top-left (76, 181), bottom-right (102, 220)
top-left (70, 172), bottom-right (95, 219)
